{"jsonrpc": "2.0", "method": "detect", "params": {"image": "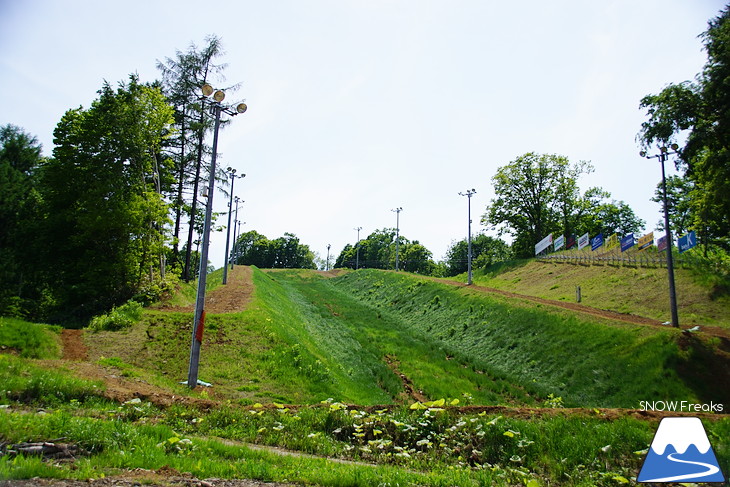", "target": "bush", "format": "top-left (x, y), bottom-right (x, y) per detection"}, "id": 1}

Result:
top-left (88, 301), bottom-right (143, 332)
